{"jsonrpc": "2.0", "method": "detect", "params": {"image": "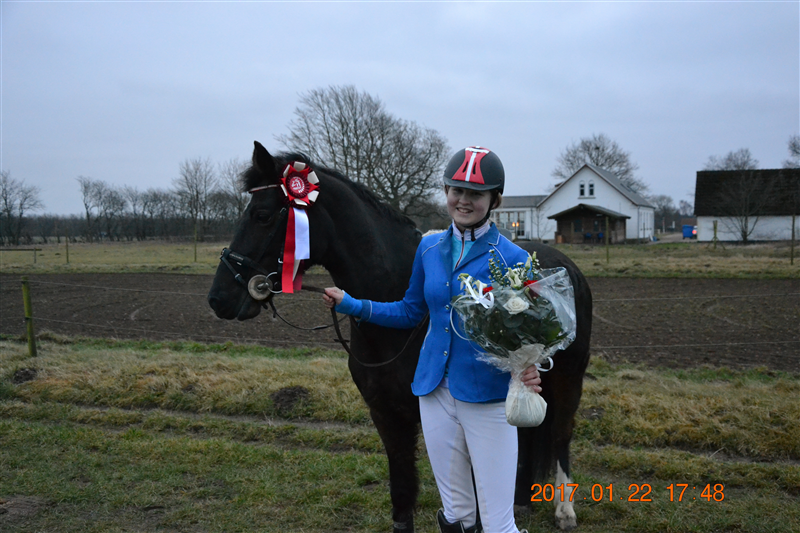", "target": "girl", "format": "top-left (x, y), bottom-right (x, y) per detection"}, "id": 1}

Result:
top-left (324, 147), bottom-right (539, 533)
